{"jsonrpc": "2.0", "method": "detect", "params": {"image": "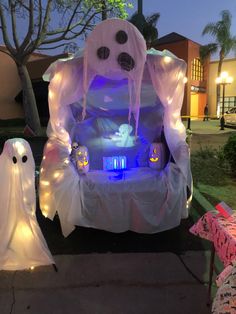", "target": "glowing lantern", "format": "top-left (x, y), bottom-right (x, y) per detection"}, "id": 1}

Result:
top-left (75, 146), bottom-right (89, 174)
top-left (148, 142), bottom-right (167, 170)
